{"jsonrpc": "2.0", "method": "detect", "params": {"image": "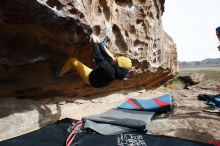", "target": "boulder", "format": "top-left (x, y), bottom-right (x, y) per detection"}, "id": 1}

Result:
top-left (179, 73), bottom-right (204, 87)
top-left (0, 0), bottom-right (178, 97)
top-left (189, 72), bottom-right (204, 84)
